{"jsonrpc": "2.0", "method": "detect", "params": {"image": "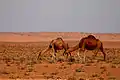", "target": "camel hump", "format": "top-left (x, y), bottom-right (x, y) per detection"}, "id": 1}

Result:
top-left (56, 37), bottom-right (63, 40)
top-left (54, 38), bottom-right (63, 46)
top-left (87, 35), bottom-right (96, 39)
